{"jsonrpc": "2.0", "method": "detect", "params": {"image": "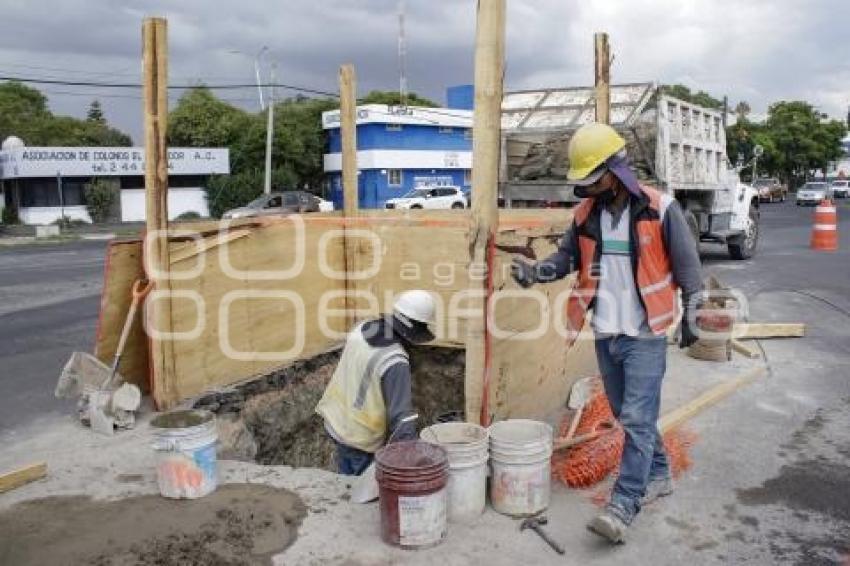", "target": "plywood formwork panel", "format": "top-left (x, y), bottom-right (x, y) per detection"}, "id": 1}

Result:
top-left (95, 239), bottom-right (149, 391)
